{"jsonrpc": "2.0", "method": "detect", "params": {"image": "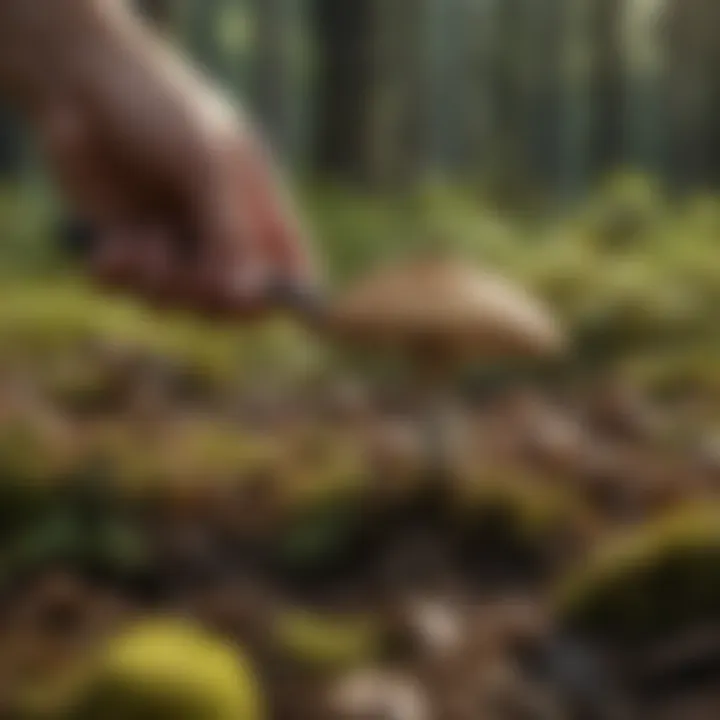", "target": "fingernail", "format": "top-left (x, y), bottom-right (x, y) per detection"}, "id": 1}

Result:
top-left (266, 277), bottom-right (326, 319)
